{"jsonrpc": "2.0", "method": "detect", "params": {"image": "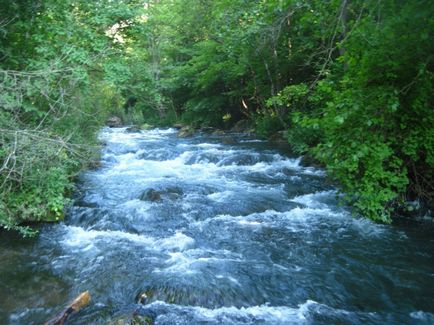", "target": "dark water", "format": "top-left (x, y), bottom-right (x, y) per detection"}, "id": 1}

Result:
top-left (1, 127), bottom-right (433, 324)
